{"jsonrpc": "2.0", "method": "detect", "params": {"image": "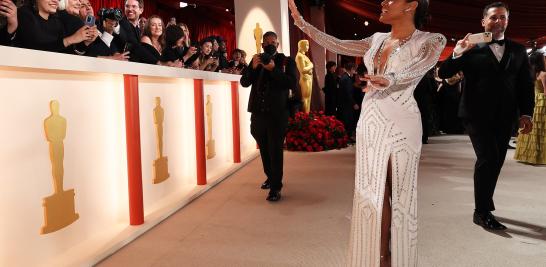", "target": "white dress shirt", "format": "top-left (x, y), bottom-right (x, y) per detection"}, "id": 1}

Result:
top-left (489, 41), bottom-right (505, 62)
